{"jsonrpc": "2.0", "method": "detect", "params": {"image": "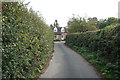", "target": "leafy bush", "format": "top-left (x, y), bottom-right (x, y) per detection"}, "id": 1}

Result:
top-left (2, 2), bottom-right (54, 78)
top-left (67, 16), bottom-right (98, 33)
top-left (54, 39), bottom-right (61, 41)
top-left (66, 24), bottom-right (120, 79)
top-left (97, 17), bottom-right (118, 29)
